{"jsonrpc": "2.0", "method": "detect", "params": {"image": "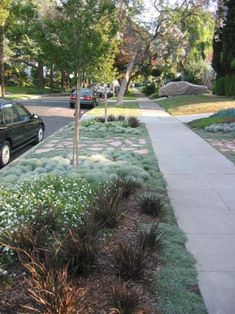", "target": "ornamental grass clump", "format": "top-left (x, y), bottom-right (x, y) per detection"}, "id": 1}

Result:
top-left (22, 258), bottom-right (84, 314)
top-left (60, 229), bottom-right (98, 276)
top-left (0, 223), bottom-right (52, 262)
top-left (117, 115), bottom-right (125, 121)
top-left (111, 241), bottom-right (147, 280)
top-left (107, 114), bottom-right (116, 122)
top-left (76, 215), bottom-right (102, 240)
top-left (95, 116), bottom-right (105, 123)
top-left (91, 202), bottom-right (123, 229)
top-left (138, 223), bottom-right (163, 253)
top-left (137, 192), bottom-right (164, 217)
top-left (115, 176), bottom-right (140, 199)
top-left (111, 282), bottom-right (140, 314)
top-left (127, 116), bottom-right (141, 128)
top-left (91, 179), bottom-right (125, 228)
